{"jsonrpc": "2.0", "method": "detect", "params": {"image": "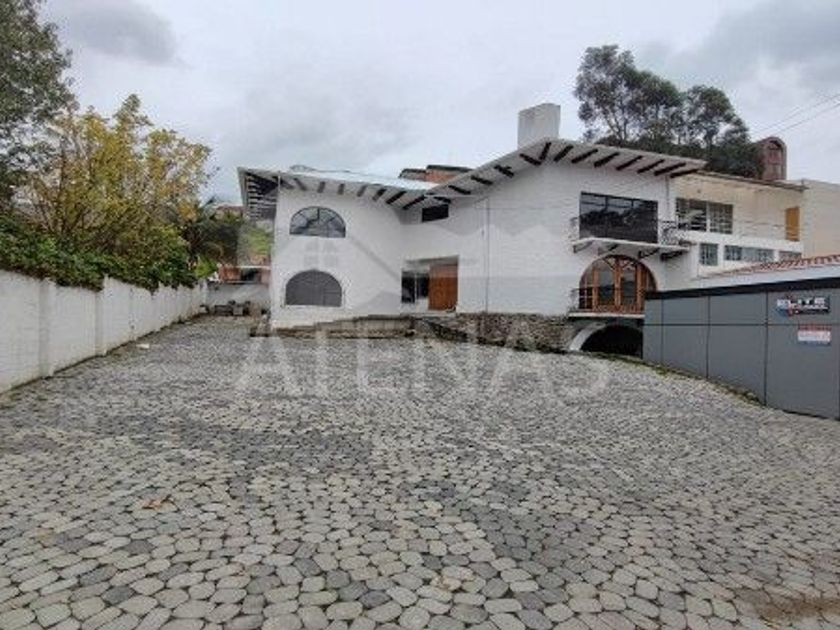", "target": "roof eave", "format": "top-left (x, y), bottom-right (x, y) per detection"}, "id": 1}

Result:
top-left (427, 137), bottom-right (707, 198)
